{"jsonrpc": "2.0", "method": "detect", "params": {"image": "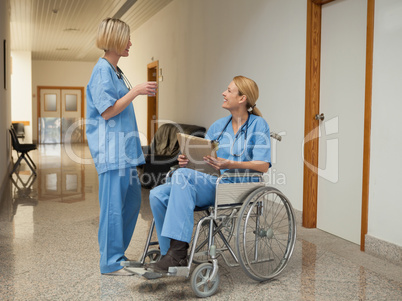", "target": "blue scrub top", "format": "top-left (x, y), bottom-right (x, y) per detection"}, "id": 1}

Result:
top-left (86, 58), bottom-right (145, 174)
top-left (206, 114), bottom-right (271, 173)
